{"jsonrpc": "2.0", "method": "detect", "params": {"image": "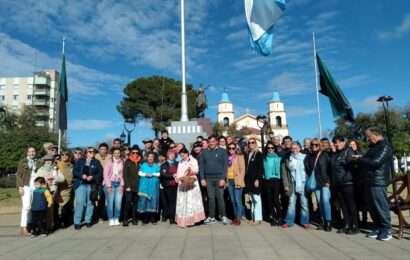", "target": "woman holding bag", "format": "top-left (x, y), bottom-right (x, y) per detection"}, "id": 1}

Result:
top-left (175, 148), bottom-right (205, 228)
top-left (305, 138), bottom-right (332, 232)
